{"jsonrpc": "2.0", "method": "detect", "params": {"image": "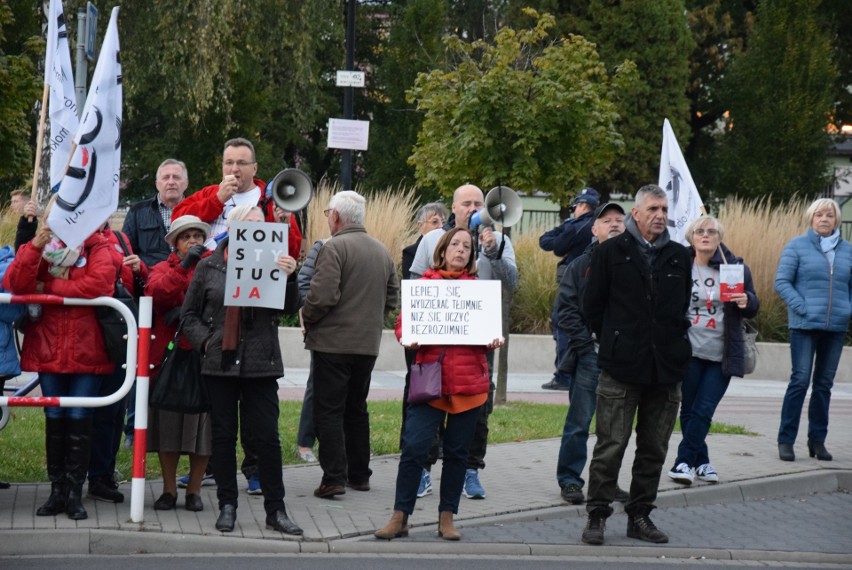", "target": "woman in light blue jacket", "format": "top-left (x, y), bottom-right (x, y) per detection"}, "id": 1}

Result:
top-left (774, 198), bottom-right (852, 462)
